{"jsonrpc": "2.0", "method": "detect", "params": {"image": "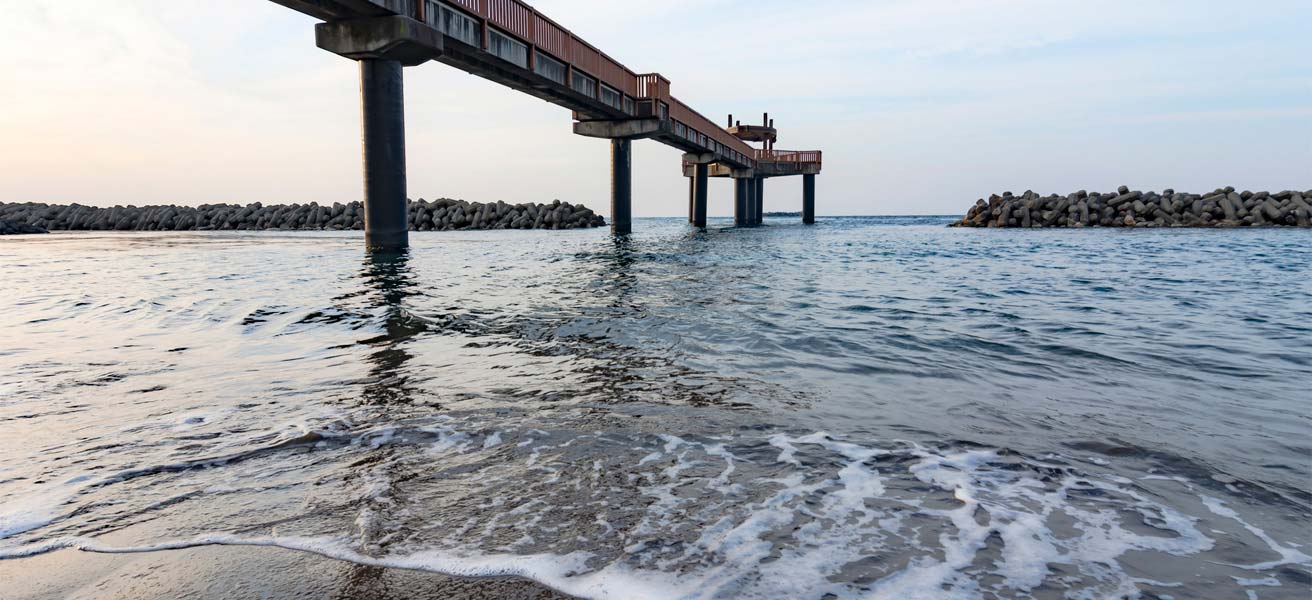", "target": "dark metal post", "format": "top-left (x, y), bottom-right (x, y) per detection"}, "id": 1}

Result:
top-left (734, 178), bottom-right (749, 227)
top-left (693, 163), bottom-right (709, 228)
top-left (803, 174), bottom-right (816, 225)
top-left (360, 59), bottom-right (409, 249)
top-left (611, 138), bottom-right (632, 235)
top-left (753, 176), bottom-right (765, 225)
